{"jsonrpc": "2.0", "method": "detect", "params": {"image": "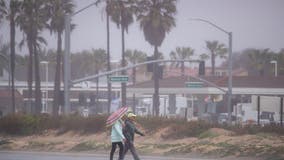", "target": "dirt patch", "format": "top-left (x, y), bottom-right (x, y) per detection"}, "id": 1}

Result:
top-left (1, 128), bottom-right (284, 158)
